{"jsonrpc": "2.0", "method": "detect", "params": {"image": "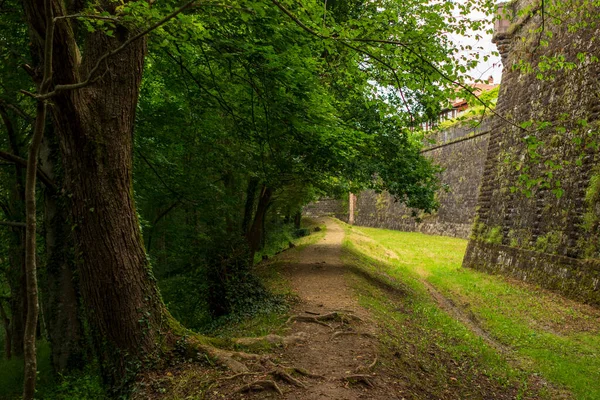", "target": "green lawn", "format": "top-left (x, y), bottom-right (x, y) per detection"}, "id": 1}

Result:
top-left (343, 224), bottom-right (600, 400)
